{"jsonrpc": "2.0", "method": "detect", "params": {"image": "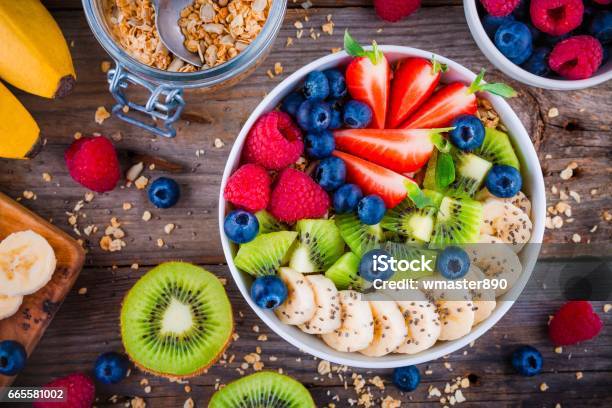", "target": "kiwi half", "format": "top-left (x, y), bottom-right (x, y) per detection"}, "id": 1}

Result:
top-left (209, 371), bottom-right (315, 408)
top-left (255, 210), bottom-right (287, 234)
top-left (476, 128), bottom-right (520, 169)
top-left (234, 231), bottom-right (298, 277)
top-left (325, 252), bottom-right (370, 291)
top-left (381, 190), bottom-right (443, 243)
top-left (289, 219), bottom-right (345, 273)
top-left (120, 262), bottom-right (233, 379)
top-left (335, 213), bottom-right (384, 257)
top-left (429, 196), bottom-right (483, 248)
